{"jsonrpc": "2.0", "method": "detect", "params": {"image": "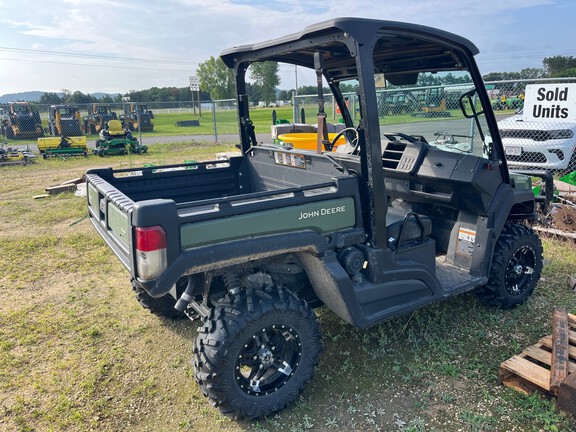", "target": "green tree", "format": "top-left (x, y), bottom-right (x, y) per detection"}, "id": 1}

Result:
top-left (249, 61), bottom-right (280, 105)
top-left (482, 72), bottom-right (520, 82)
top-left (556, 67), bottom-right (576, 78)
top-left (197, 56), bottom-right (235, 100)
top-left (340, 83), bottom-right (358, 94)
top-left (297, 85), bottom-right (330, 95)
top-left (245, 82), bottom-right (261, 104)
top-left (518, 68), bottom-right (548, 79)
top-left (99, 94), bottom-right (115, 103)
top-left (39, 92), bottom-right (62, 105)
top-left (65, 91), bottom-right (95, 104)
top-left (543, 55), bottom-right (576, 77)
